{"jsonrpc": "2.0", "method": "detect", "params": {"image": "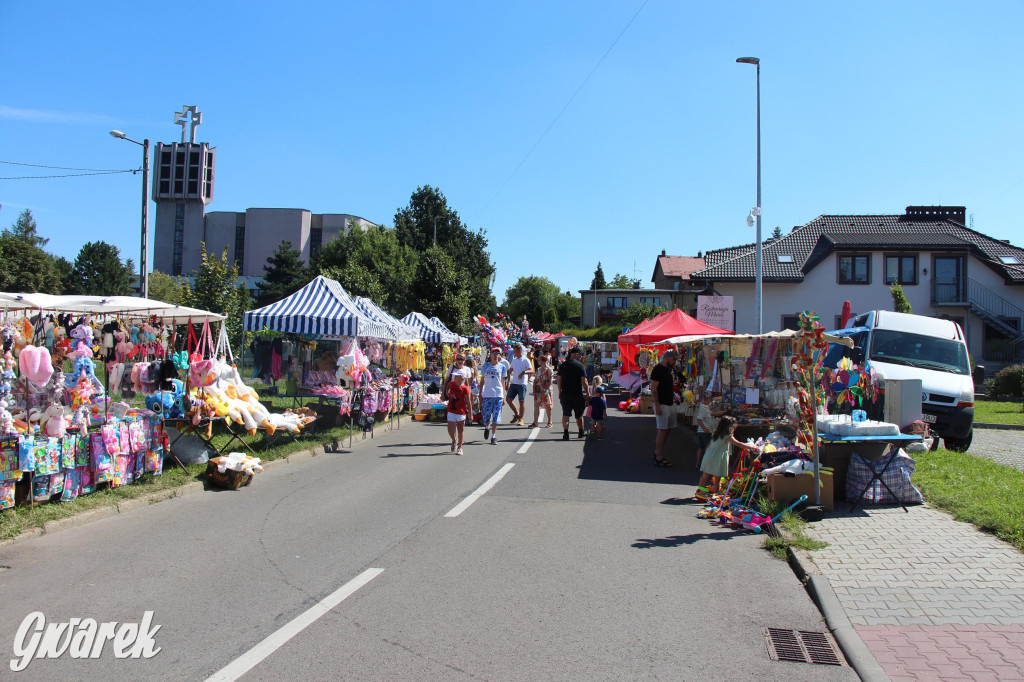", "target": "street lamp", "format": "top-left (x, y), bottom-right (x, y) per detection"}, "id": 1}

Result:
top-left (109, 129), bottom-right (151, 299)
top-left (736, 56), bottom-right (762, 334)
